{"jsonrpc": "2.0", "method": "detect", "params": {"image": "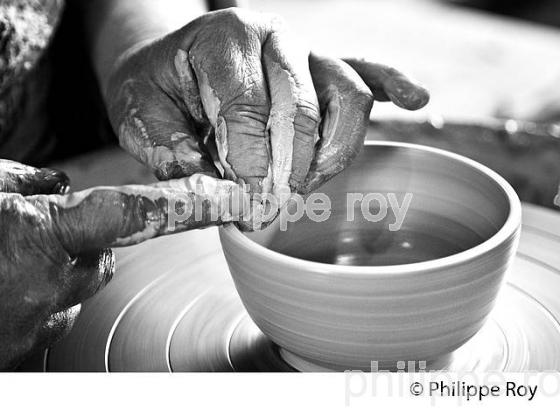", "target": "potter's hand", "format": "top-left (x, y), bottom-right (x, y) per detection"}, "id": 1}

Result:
top-left (106, 8), bottom-right (428, 202)
top-left (0, 159), bottom-right (242, 369)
